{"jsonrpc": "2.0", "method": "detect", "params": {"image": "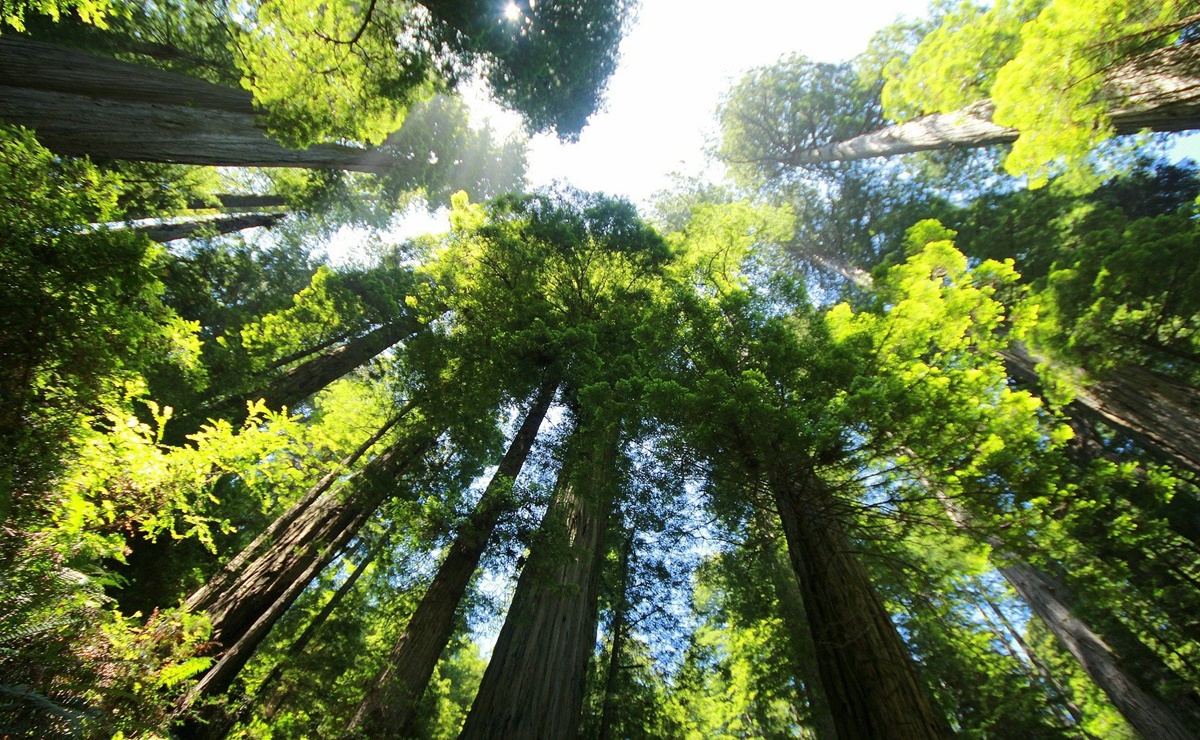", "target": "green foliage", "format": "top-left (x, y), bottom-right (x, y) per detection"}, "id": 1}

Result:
top-left (883, 0), bottom-right (1196, 186)
top-left (1, 0), bottom-right (112, 32)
